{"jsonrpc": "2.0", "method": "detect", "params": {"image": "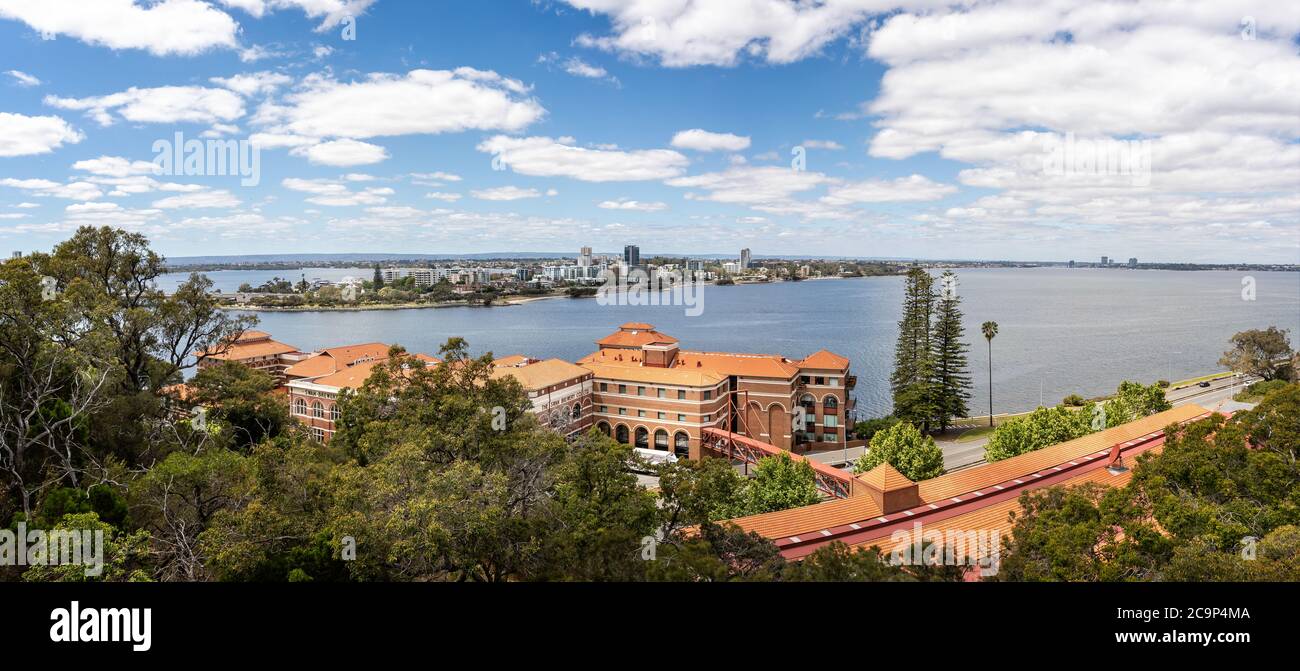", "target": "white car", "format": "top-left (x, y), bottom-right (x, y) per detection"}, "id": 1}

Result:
top-left (630, 448), bottom-right (678, 472)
